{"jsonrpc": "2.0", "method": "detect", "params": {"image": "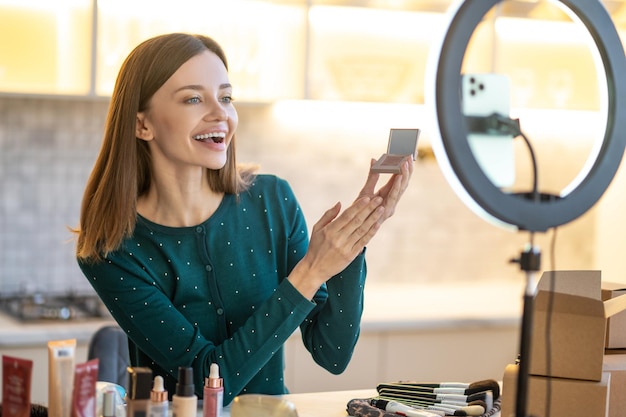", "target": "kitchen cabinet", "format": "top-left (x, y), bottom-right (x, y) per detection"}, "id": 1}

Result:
top-left (94, 0), bottom-right (308, 100)
top-left (284, 321), bottom-right (519, 393)
top-left (0, 0), bottom-right (309, 100)
top-left (283, 281), bottom-right (523, 393)
top-left (306, 5), bottom-right (439, 103)
top-left (1, 0), bottom-right (622, 107)
top-left (0, 322), bottom-right (518, 404)
top-left (0, 0), bottom-right (93, 95)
